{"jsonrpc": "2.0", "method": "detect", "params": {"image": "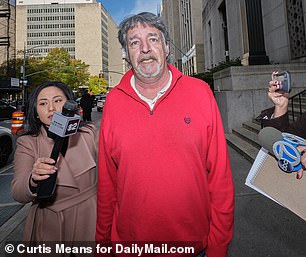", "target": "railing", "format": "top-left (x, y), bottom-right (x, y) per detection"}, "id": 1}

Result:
top-left (289, 89), bottom-right (306, 122)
